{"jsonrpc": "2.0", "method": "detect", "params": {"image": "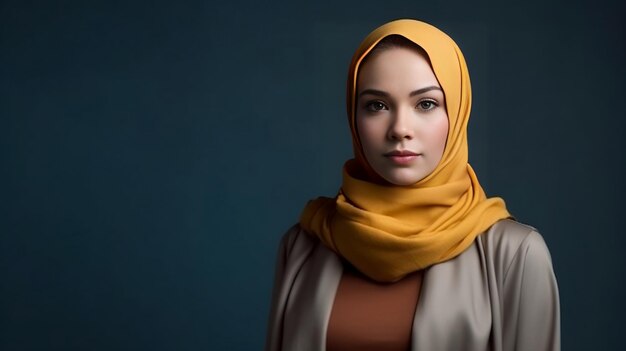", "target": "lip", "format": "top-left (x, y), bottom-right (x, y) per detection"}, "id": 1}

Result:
top-left (384, 150), bottom-right (421, 165)
top-left (384, 150), bottom-right (420, 156)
